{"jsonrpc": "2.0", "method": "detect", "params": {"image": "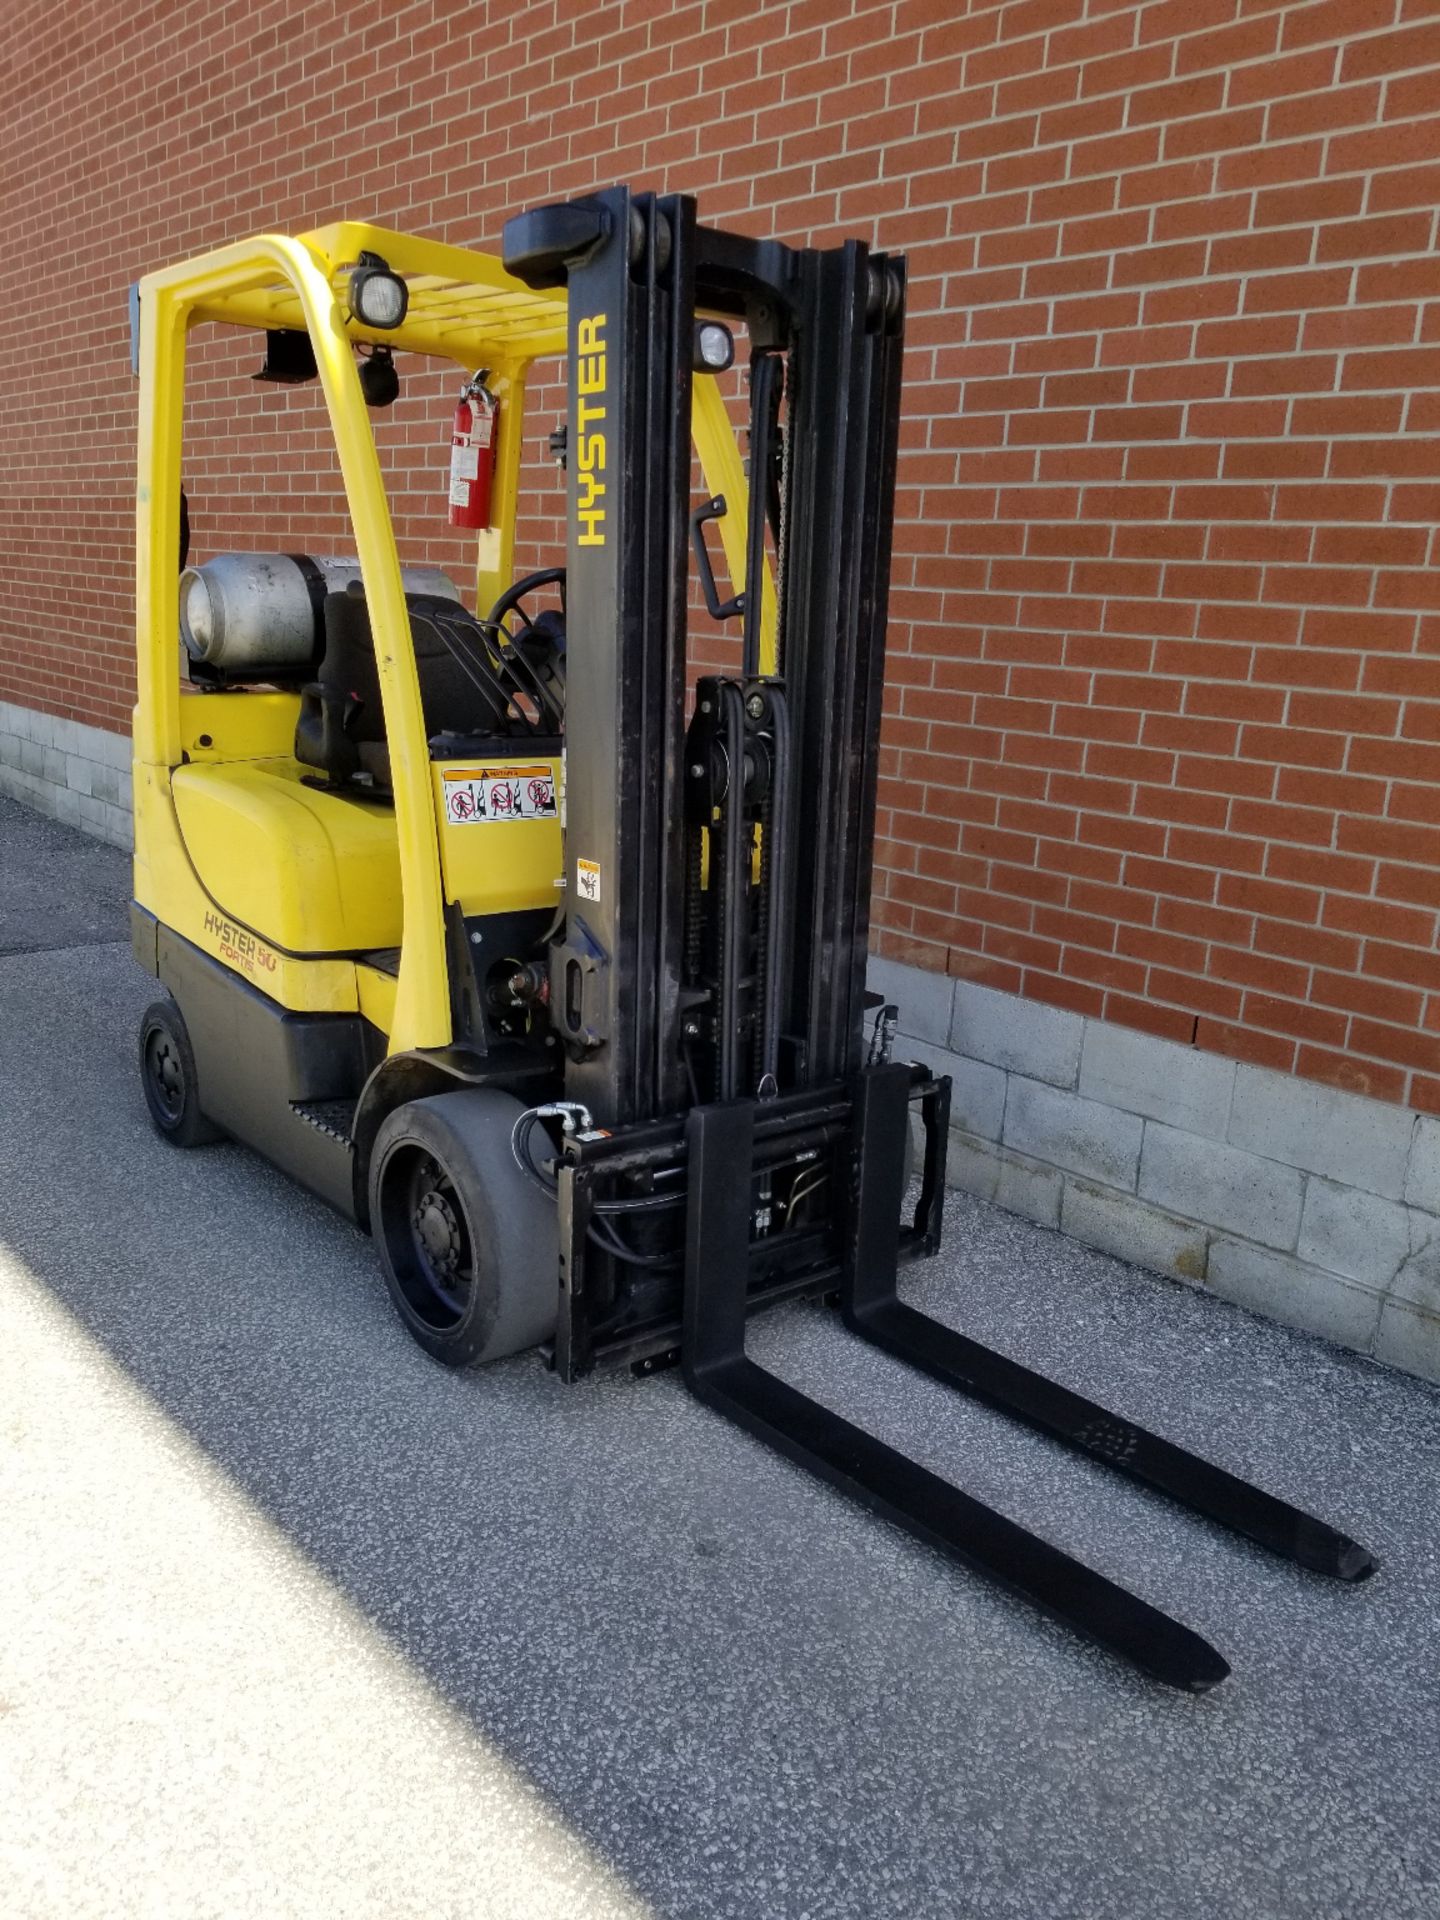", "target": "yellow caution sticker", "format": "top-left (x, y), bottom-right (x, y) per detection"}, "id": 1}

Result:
top-left (441, 765), bottom-right (558, 826)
